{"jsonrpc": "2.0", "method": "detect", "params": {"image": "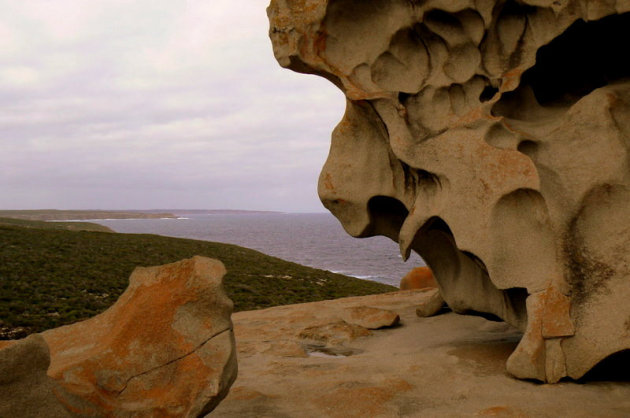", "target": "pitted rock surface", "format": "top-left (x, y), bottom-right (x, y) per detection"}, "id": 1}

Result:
top-left (268, 0), bottom-right (630, 381)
